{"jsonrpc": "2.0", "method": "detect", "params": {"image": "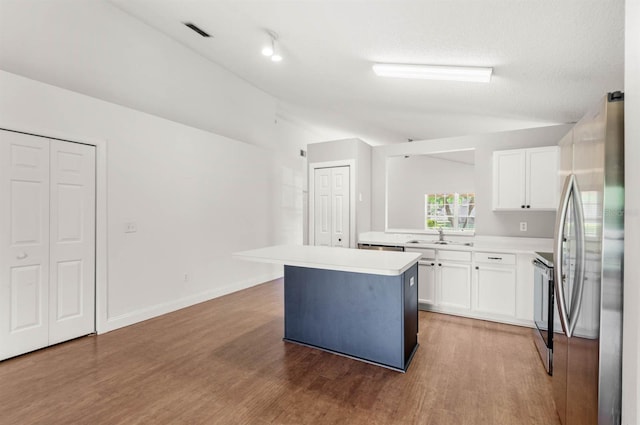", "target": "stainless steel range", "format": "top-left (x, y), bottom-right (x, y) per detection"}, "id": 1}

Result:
top-left (533, 251), bottom-right (554, 375)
